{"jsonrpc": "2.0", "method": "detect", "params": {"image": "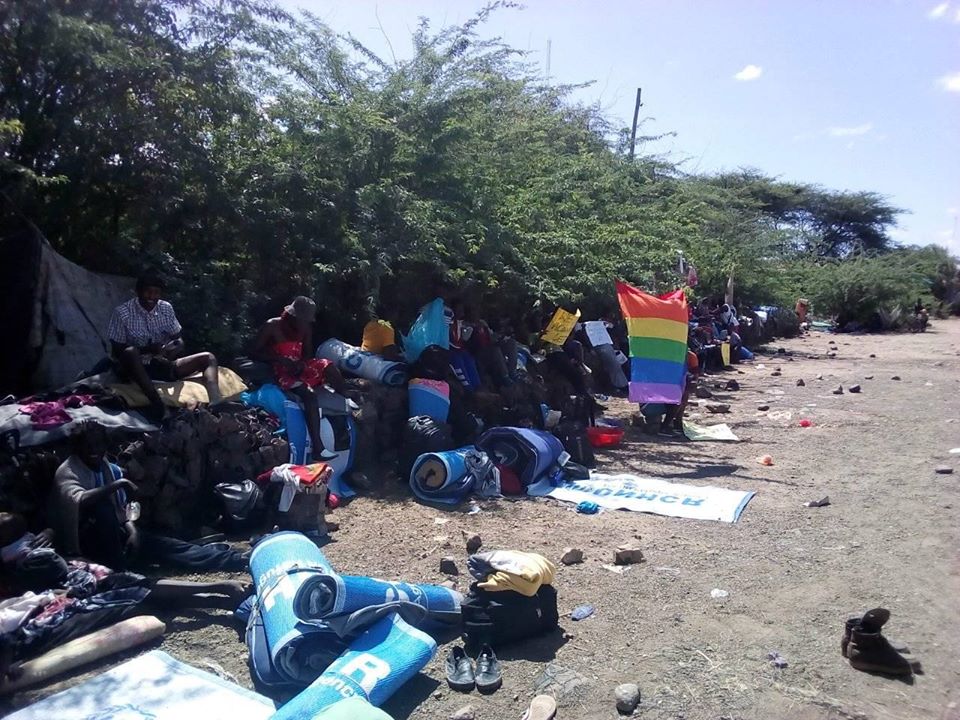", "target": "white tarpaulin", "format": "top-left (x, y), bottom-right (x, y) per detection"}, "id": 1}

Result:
top-left (527, 472), bottom-right (755, 523)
